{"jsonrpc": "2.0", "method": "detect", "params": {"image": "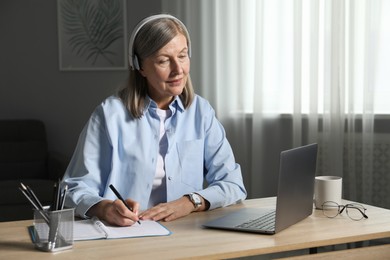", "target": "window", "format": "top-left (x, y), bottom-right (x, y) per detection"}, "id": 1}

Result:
top-left (237, 0), bottom-right (390, 115)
